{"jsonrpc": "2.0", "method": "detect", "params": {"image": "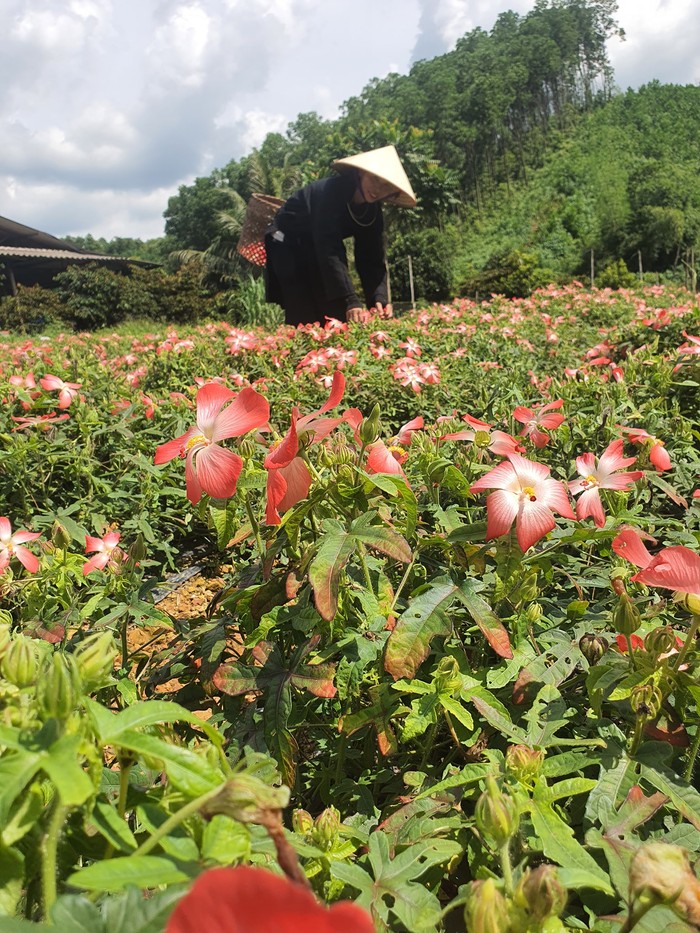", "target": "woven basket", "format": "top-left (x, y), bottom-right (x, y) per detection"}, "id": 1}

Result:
top-left (237, 193), bottom-right (285, 266)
